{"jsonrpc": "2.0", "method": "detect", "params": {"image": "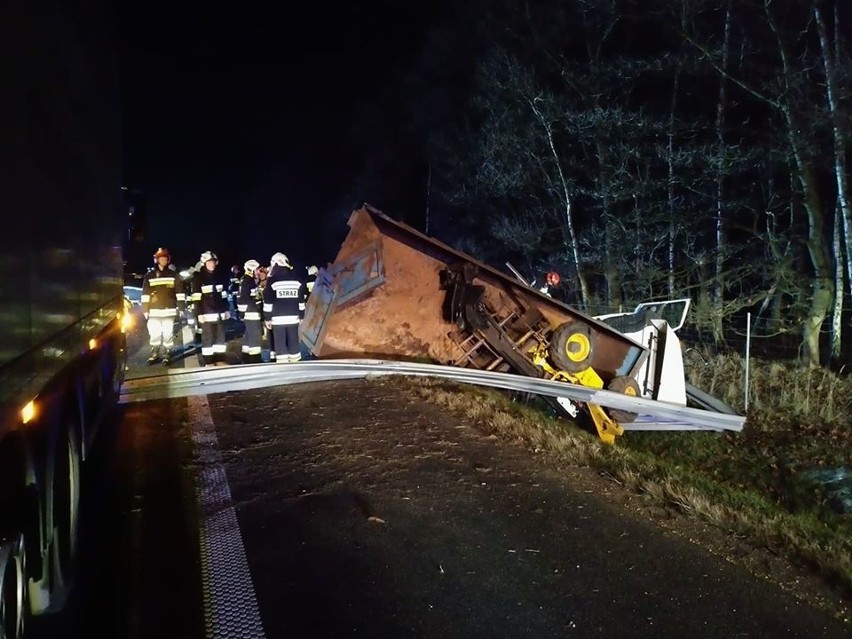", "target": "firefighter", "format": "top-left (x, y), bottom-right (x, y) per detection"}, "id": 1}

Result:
top-left (191, 251), bottom-right (230, 366)
top-left (305, 264), bottom-right (318, 299)
top-left (263, 252), bottom-right (305, 363)
top-left (254, 265), bottom-right (271, 361)
top-left (228, 264), bottom-right (242, 316)
top-left (140, 247), bottom-right (185, 365)
top-left (539, 271), bottom-right (560, 298)
top-left (236, 259), bottom-right (263, 363)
